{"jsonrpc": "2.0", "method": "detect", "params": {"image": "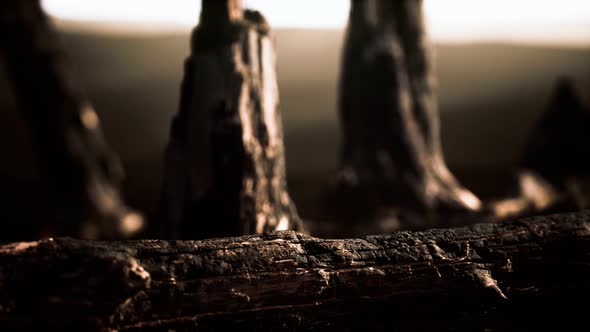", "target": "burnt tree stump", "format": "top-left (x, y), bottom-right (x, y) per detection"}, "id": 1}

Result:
top-left (490, 79), bottom-right (590, 219)
top-left (1, 211), bottom-right (589, 331)
top-left (161, 0), bottom-right (304, 240)
top-left (333, 0), bottom-right (481, 226)
top-left (522, 78), bottom-right (590, 209)
top-left (0, 0), bottom-right (142, 239)
top-left (523, 78), bottom-right (590, 184)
